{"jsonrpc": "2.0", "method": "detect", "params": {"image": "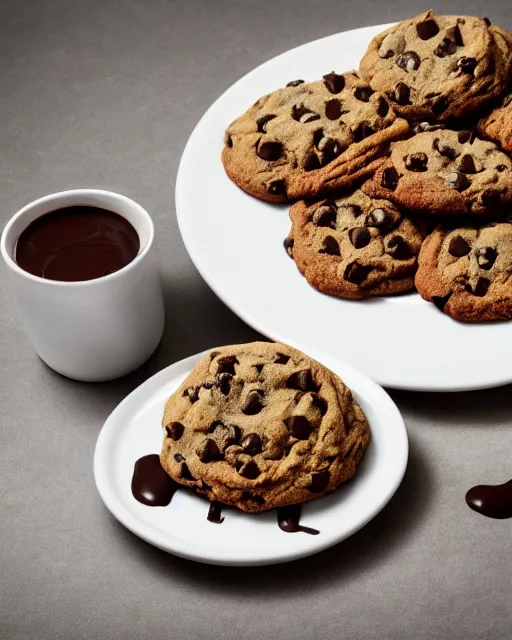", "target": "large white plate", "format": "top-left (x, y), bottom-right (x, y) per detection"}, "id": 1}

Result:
top-left (94, 346), bottom-right (407, 566)
top-left (175, 24), bottom-right (512, 392)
